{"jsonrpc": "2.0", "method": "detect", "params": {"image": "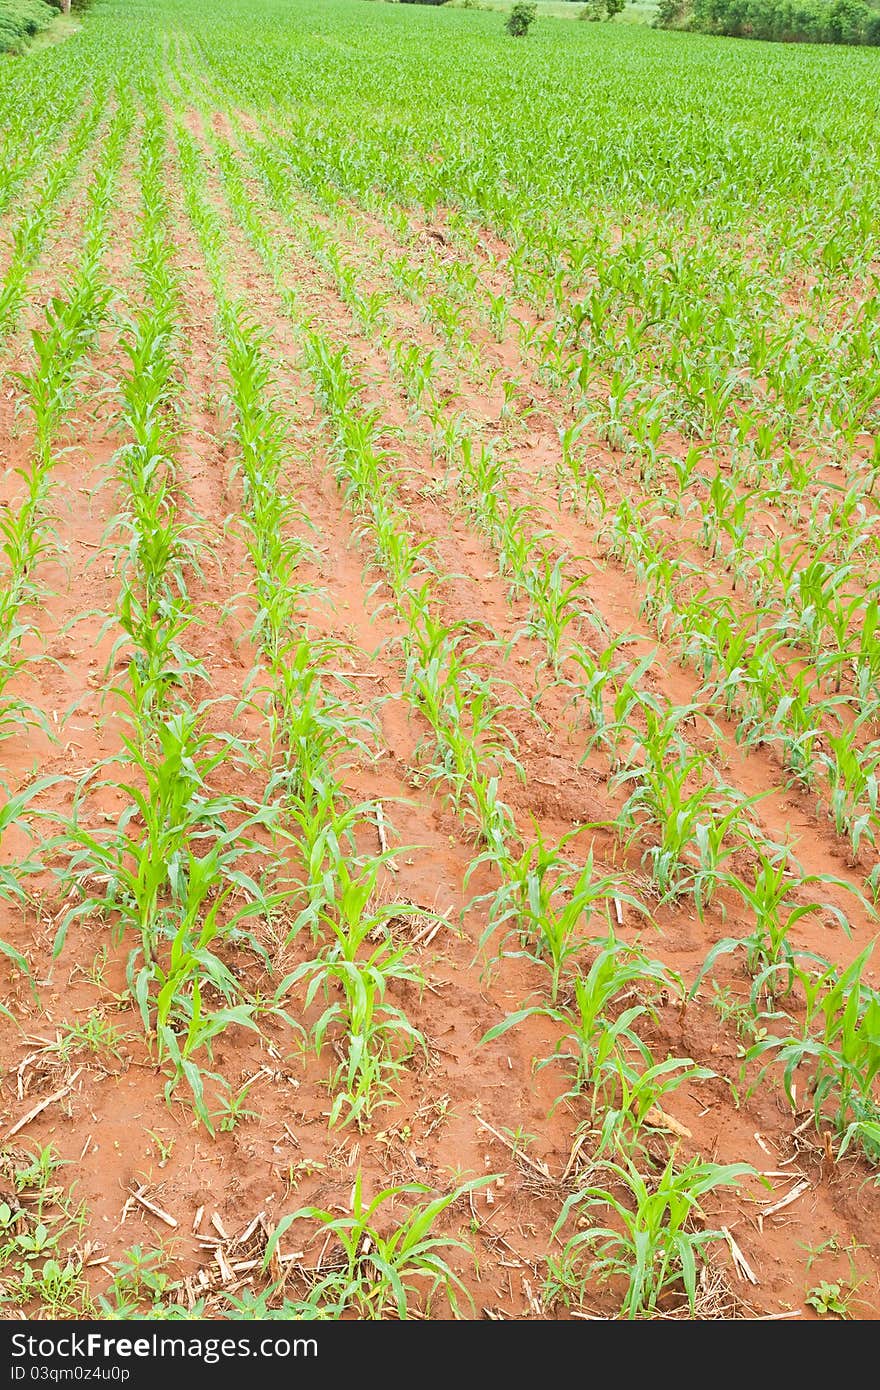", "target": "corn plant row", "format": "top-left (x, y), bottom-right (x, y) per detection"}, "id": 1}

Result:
top-left (251, 121), bottom-right (880, 740)
top-left (0, 92), bottom-right (114, 344)
top-left (598, 494), bottom-right (880, 868)
top-left (51, 100), bottom-right (277, 1133)
top-left (208, 133), bottom-right (849, 946)
top-left (204, 120), bottom-right (532, 856)
top-left (244, 118), bottom-right (880, 747)
top-left (223, 314), bottom-right (427, 1132)
top-left (0, 79), bottom-right (89, 223)
top-left (0, 94), bottom-right (135, 746)
top-left (187, 121), bottom-right (725, 1133)
top-left (275, 149), bottom-right (880, 727)
top-left (208, 125), bottom-right (860, 949)
top-left (197, 114), bottom-right (880, 1179)
top-left (215, 328), bottom-right (420, 1129)
top-left (238, 93), bottom-right (880, 480)
top-left (200, 145), bottom-right (740, 1191)
top-left (0, 95), bottom-right (136, 1006)
top-left (171, 116), bottom-right (441, 1132)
